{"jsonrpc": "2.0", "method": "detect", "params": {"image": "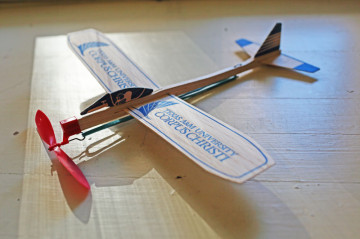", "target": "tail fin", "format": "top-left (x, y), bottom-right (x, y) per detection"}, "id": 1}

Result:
top-left (235, 23), bottom-right (319, 73)
top-left (257, 23), bottom-right (319, 72)
top-left (255, 23), bottom-right (281, 58)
